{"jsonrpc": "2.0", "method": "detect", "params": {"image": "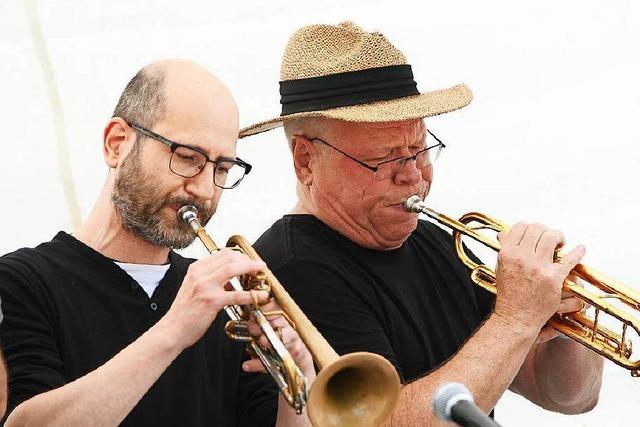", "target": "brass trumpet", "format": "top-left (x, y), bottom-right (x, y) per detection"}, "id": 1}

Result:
top-left (404, 195), bottom-right (640, 376)
top-left (179, 205), bottom-right (401, 426)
